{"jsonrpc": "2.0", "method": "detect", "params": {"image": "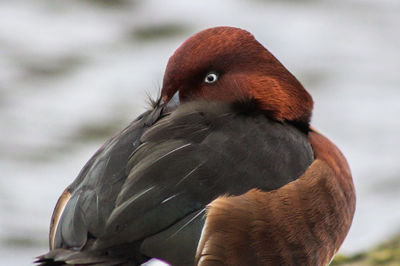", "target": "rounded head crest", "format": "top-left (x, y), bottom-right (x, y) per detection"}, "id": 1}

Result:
top-left (161, 26), bottom-right (313, 127)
